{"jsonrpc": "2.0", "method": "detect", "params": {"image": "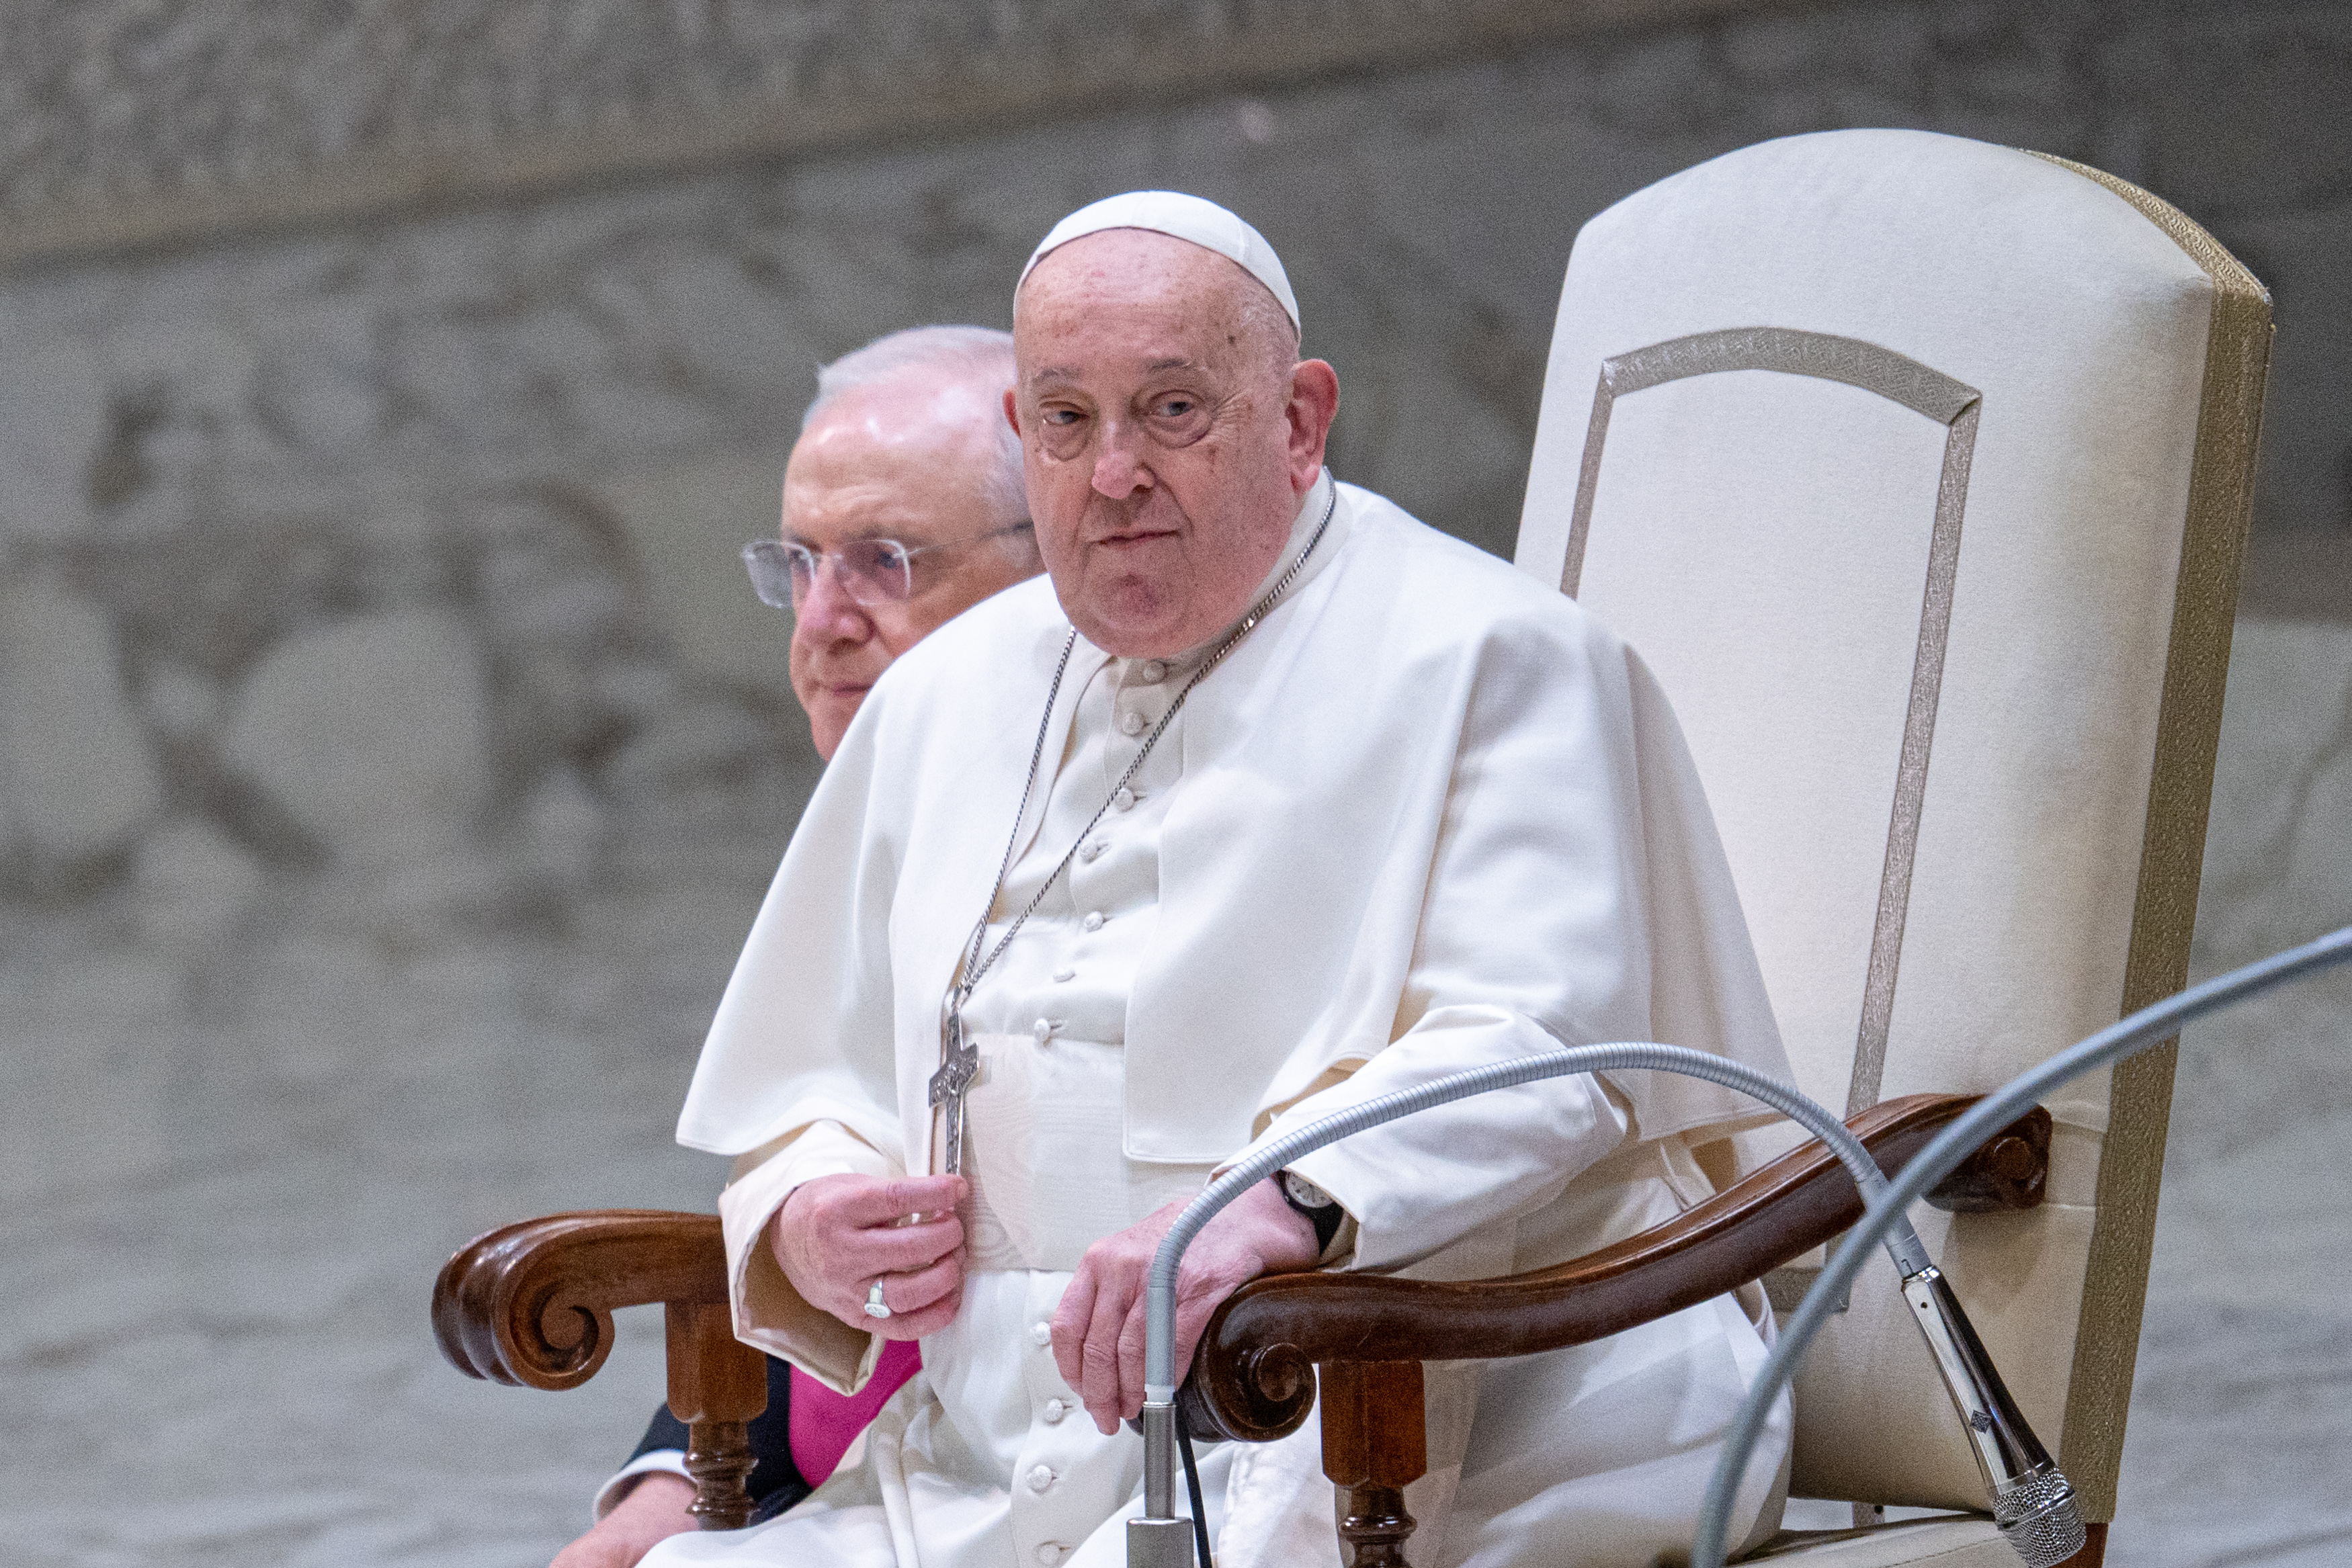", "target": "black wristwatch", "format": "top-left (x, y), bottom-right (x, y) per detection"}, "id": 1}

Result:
top-left (1277, 1168), bottom-right (1345, 1255)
